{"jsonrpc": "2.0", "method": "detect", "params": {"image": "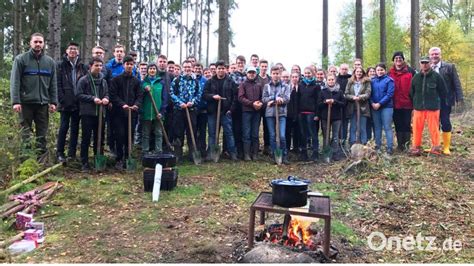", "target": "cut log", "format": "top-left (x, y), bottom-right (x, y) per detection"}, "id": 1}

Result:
top-left (0, 201), bottom-right (21, 214)
top-left (0, 232), bottom-right (24, 248)
top-left (0, 163), bottom-right (62, 198)
top-left (0, 204), bottom-right (25, 219)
